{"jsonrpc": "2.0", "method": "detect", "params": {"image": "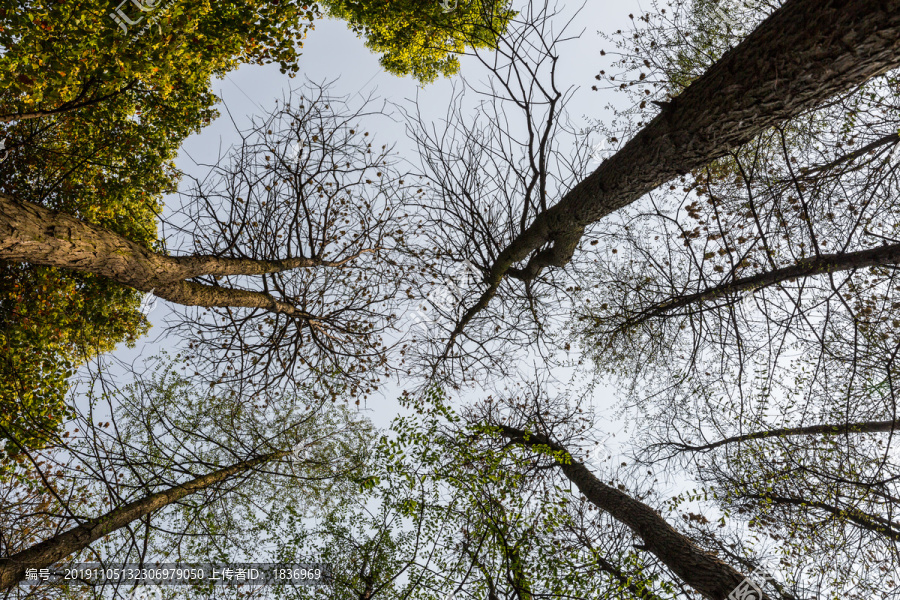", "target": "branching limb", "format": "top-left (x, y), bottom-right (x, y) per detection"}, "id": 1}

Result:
top-left (671, 419), bottom-right (900, 454)
top-left (497, 424), bottom-right (761, 600)
top-left (442, 0), bottom-right (900, 359)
